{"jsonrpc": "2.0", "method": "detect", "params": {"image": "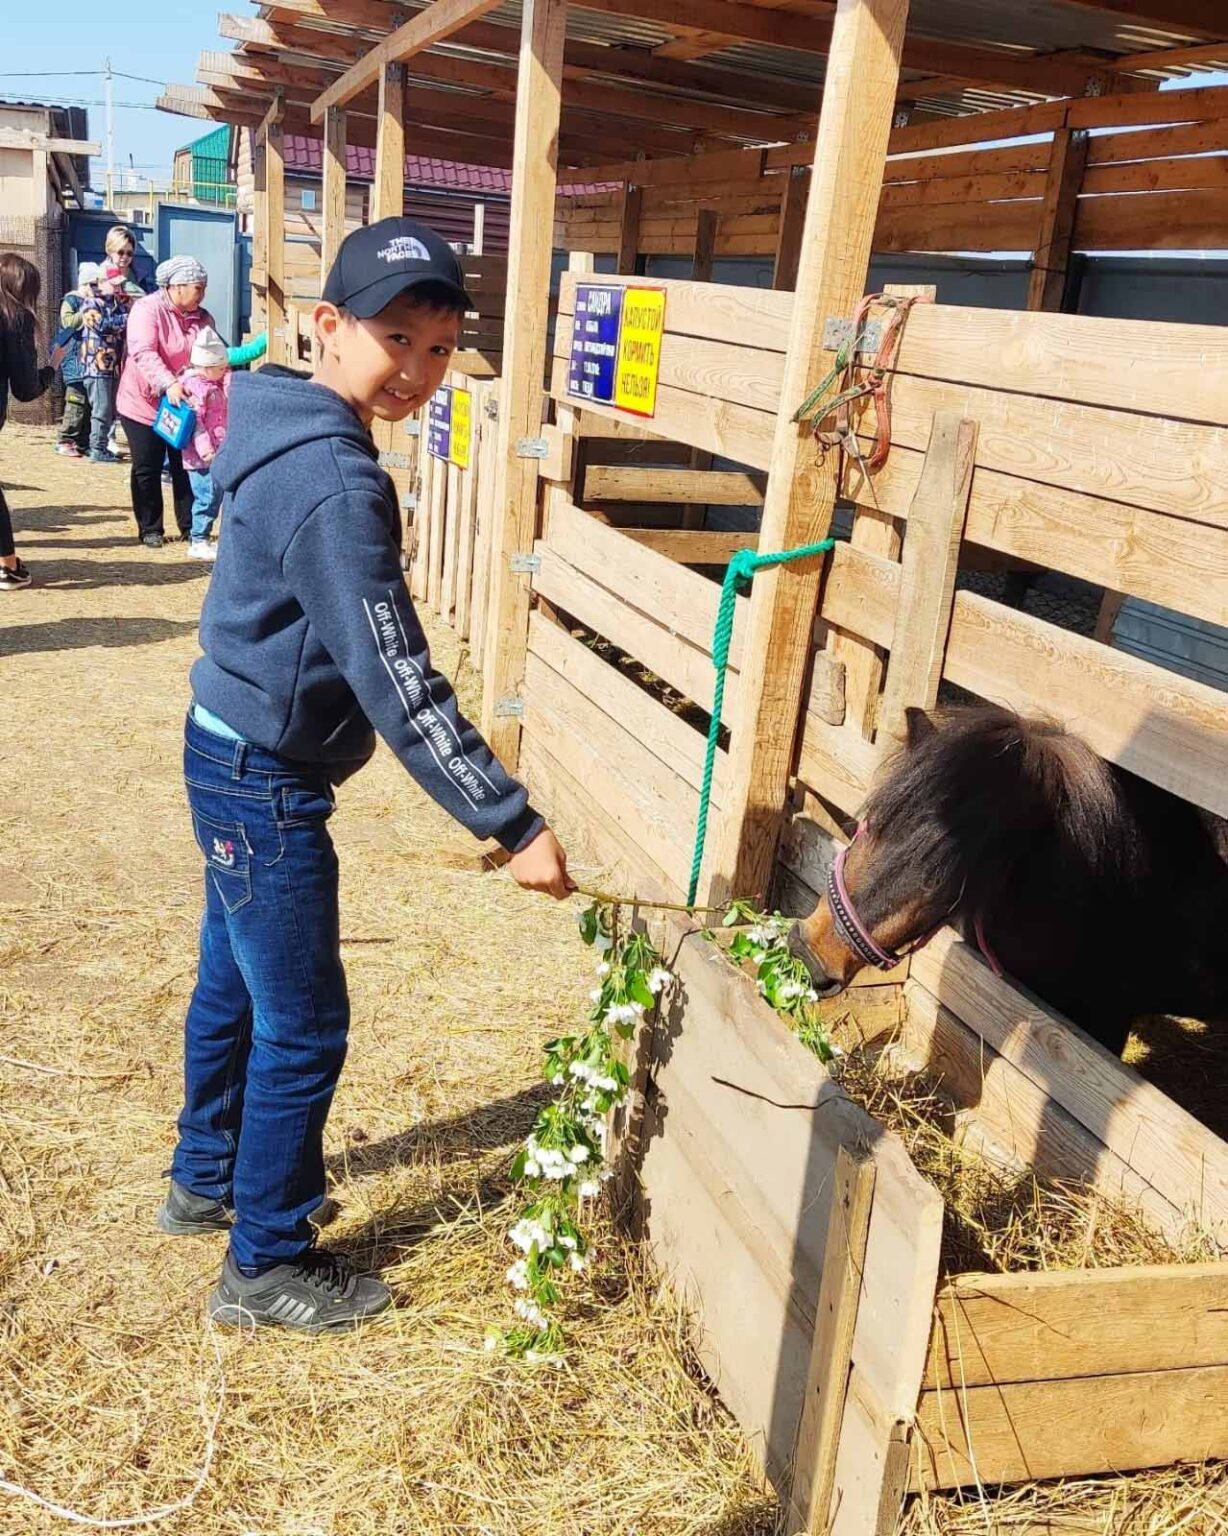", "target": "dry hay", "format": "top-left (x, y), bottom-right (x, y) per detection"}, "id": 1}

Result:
top-left (0, 426), bottom-right (774, 1535)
